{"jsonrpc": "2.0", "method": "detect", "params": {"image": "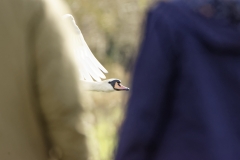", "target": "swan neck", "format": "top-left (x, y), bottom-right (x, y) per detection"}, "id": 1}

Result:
top-left (81, 81), bottom-right (112, 92)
